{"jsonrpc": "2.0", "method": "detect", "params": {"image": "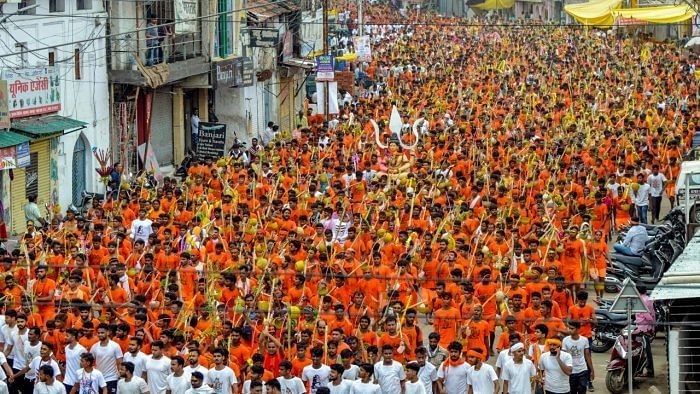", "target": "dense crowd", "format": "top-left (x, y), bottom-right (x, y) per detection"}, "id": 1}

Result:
top-left (6, 3), bottom-right (700, 394)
